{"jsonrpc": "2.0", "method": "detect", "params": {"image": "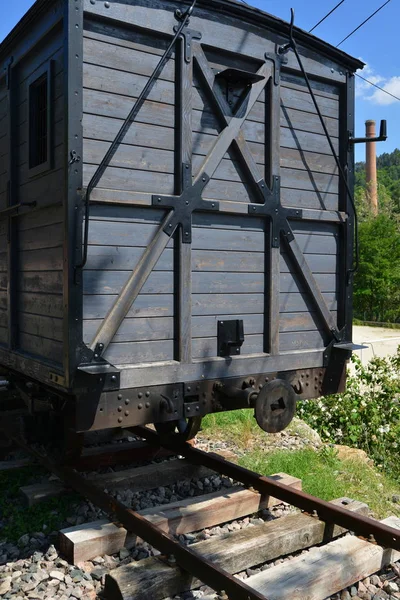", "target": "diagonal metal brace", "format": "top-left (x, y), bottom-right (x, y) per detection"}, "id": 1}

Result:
top-left (152, 176), bottom-right (219, 243)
